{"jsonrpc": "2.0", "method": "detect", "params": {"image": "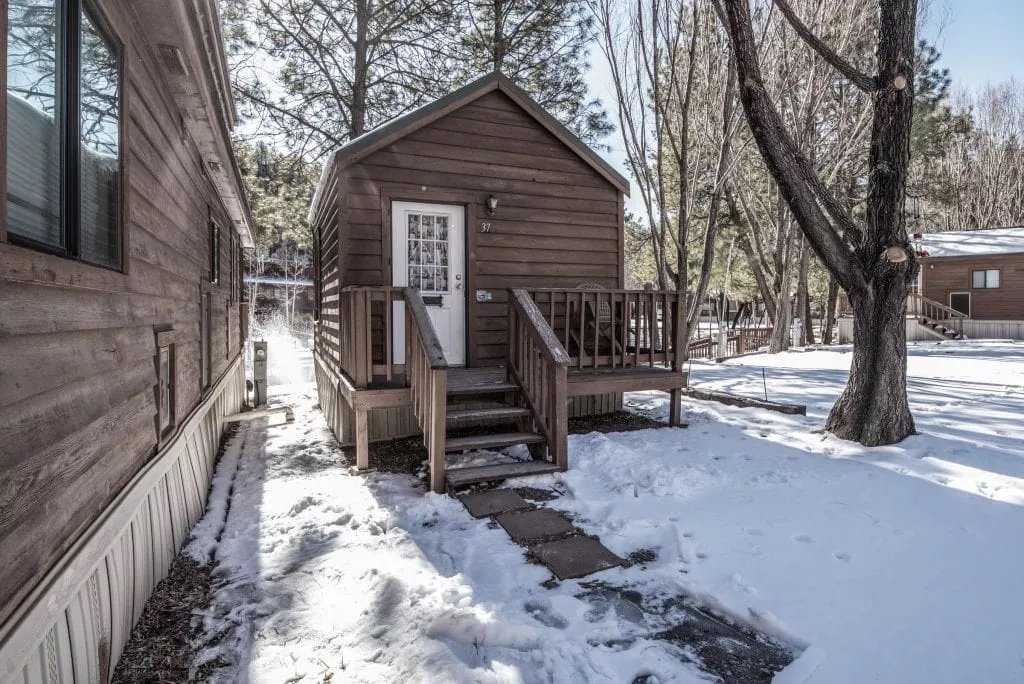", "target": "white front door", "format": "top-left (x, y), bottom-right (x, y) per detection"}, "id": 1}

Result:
top-left (391, 201), bottom-right (466, 365)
